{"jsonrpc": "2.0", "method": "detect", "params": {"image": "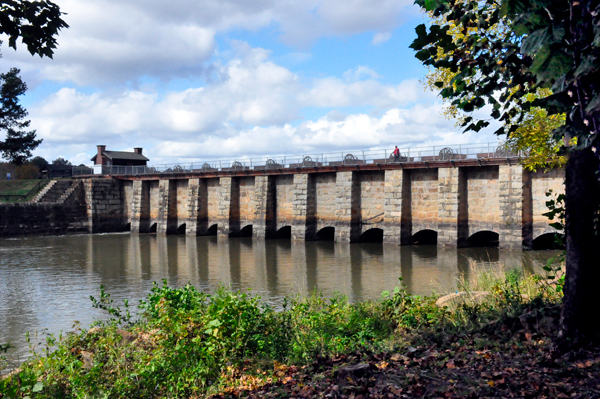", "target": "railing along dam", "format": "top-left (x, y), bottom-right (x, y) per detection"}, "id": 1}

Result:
top-left (69, 143), bottom-right (564, 250)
